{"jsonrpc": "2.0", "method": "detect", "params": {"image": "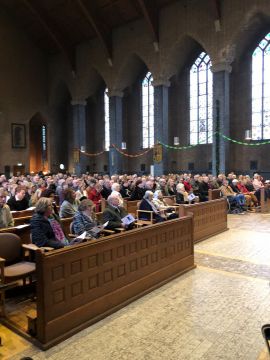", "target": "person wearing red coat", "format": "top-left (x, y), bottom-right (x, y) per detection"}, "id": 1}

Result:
top-left (87, 183), bottom-right (103, 212)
